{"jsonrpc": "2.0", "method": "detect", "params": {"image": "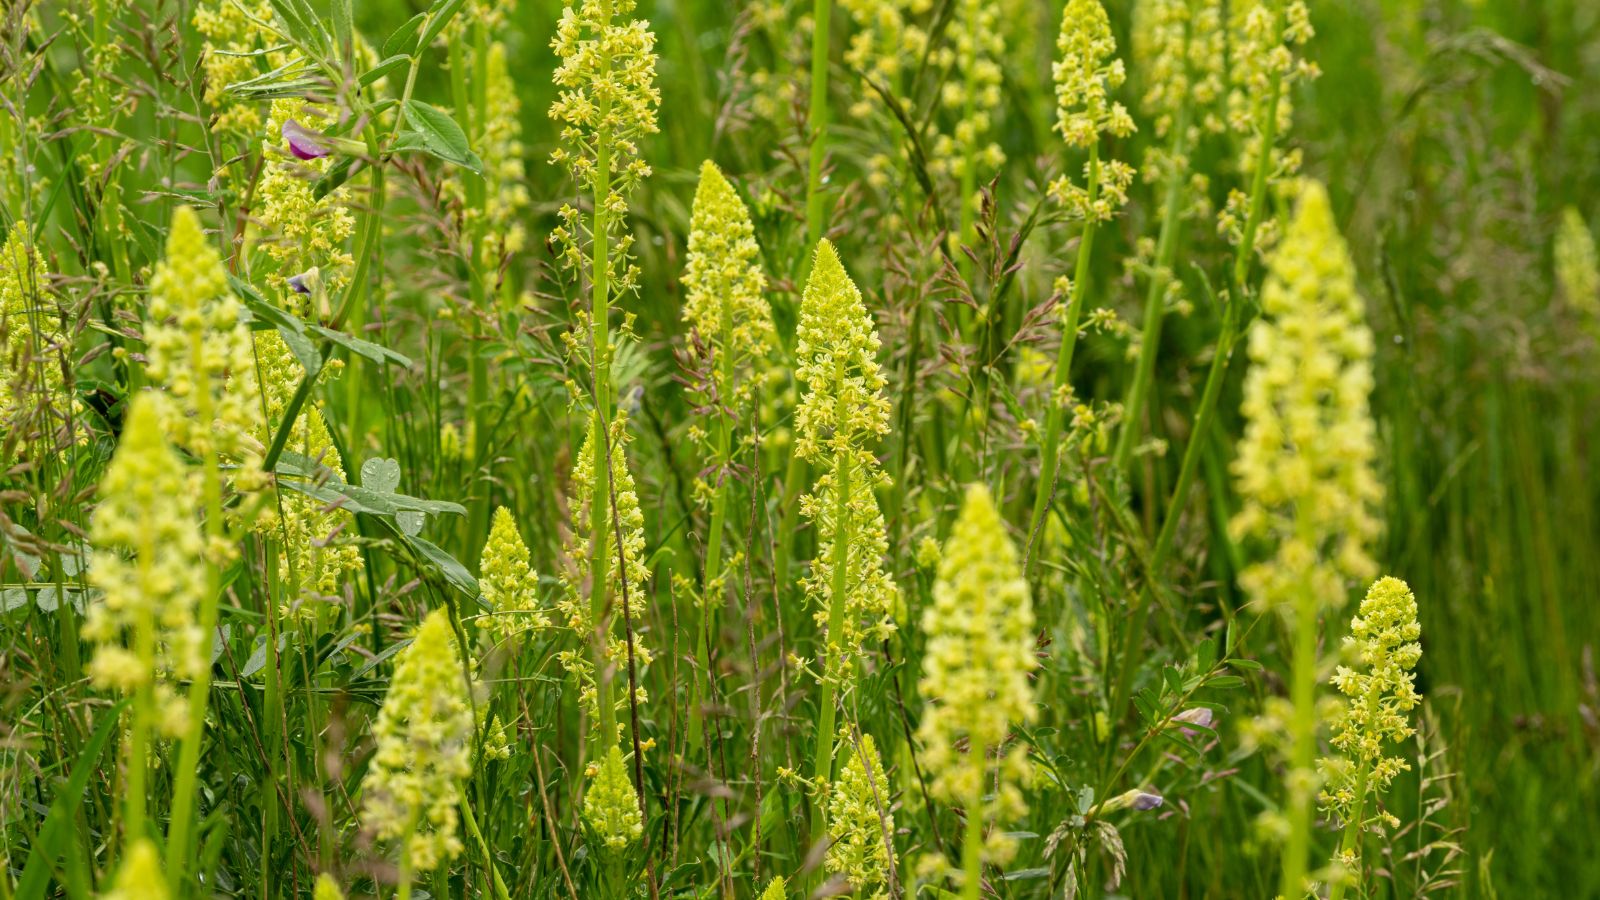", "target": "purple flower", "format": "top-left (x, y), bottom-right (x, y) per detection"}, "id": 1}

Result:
top-left (282, 119), bottom-right (328, 160)
top-left (1131, 791), bottom-right (1164, 811)
top-left (1172, 707), bottom-right (1217, 737)
top-left (287, 268), bottom-right (320, 296)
